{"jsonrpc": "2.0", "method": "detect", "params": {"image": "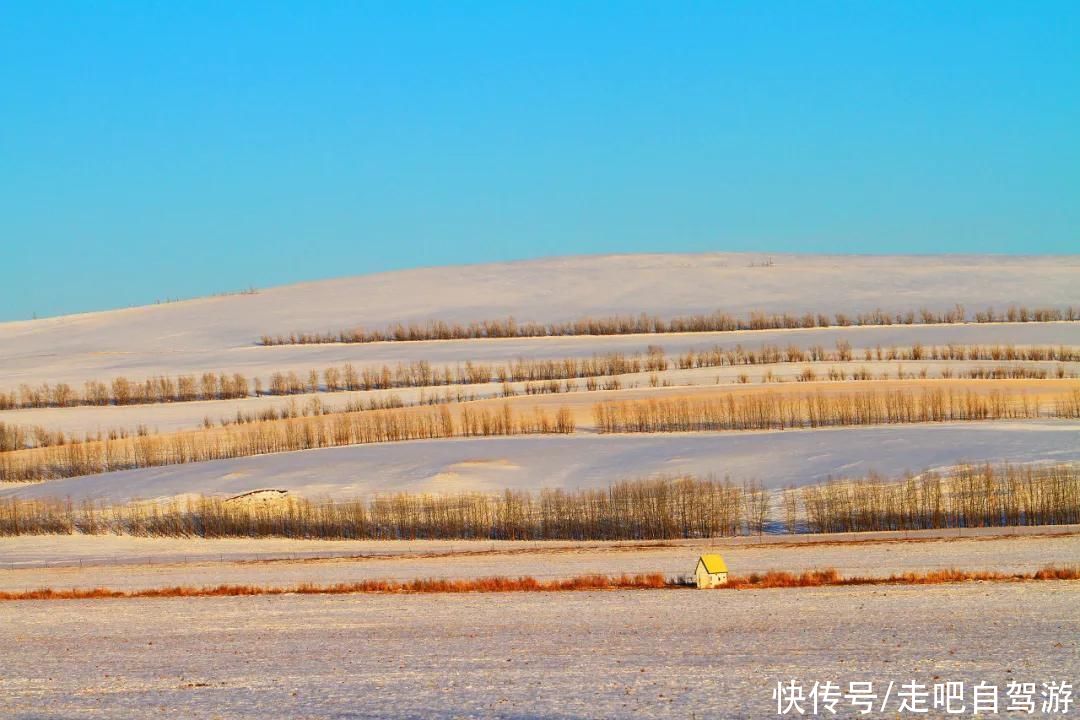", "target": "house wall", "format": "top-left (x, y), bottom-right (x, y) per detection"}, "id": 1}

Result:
top-left (695, 563), bottom-right (728, 588)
